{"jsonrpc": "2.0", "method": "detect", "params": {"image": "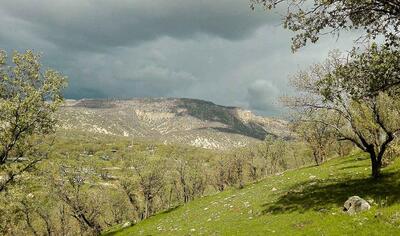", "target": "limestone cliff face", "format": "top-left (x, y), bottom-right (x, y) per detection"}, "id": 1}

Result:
top-left (58, 98), bottom-right (289, 150)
